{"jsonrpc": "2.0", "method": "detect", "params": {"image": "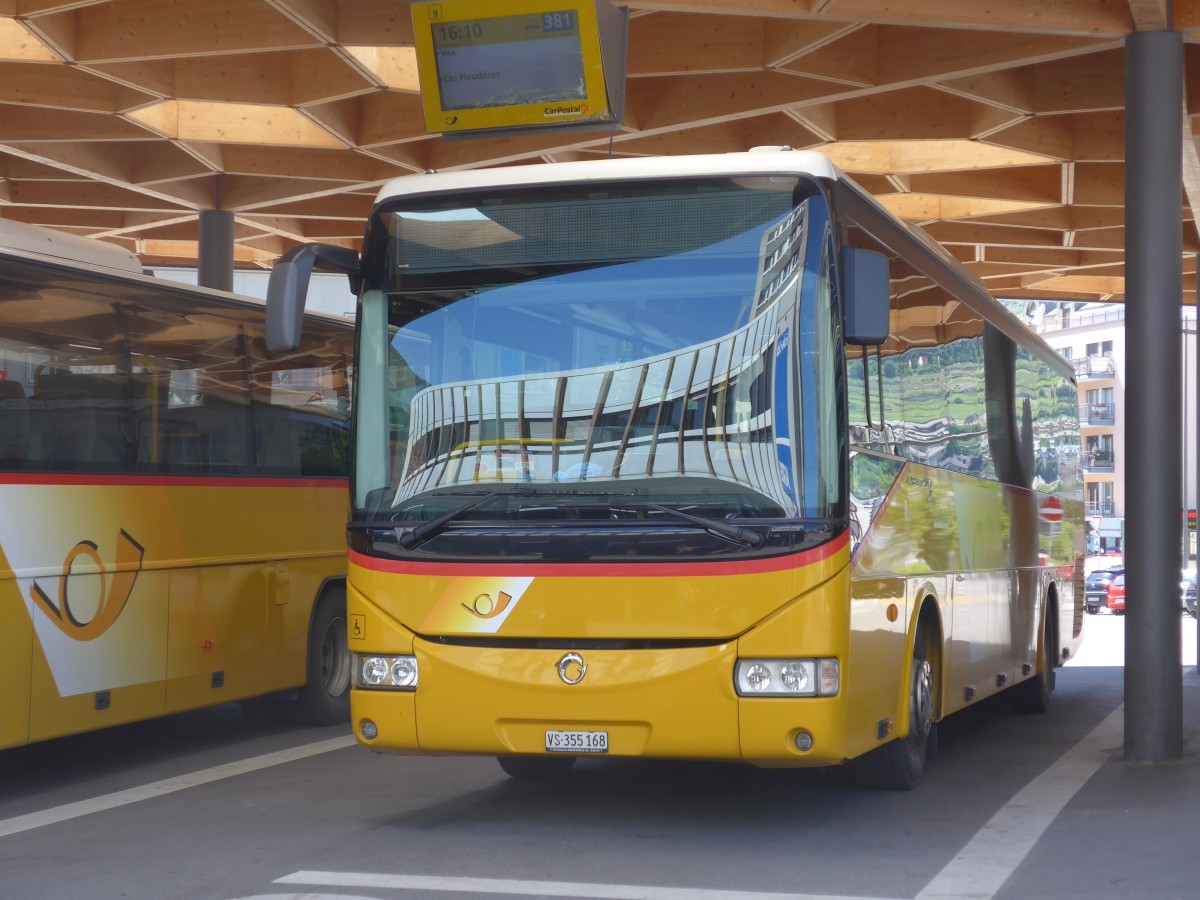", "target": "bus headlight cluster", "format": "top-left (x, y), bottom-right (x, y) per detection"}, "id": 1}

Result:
top-left (734, 658), bottom-right (839, 697)
top-left (354, 654), bottom-right (418, 690)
